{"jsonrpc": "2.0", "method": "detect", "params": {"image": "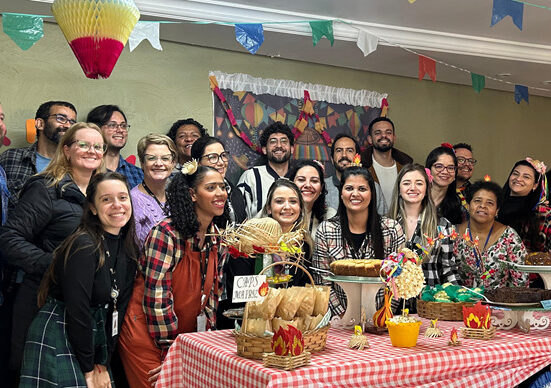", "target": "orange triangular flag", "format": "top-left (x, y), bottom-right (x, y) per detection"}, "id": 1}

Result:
top-left (418, 55), bottom-right (436, 82)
